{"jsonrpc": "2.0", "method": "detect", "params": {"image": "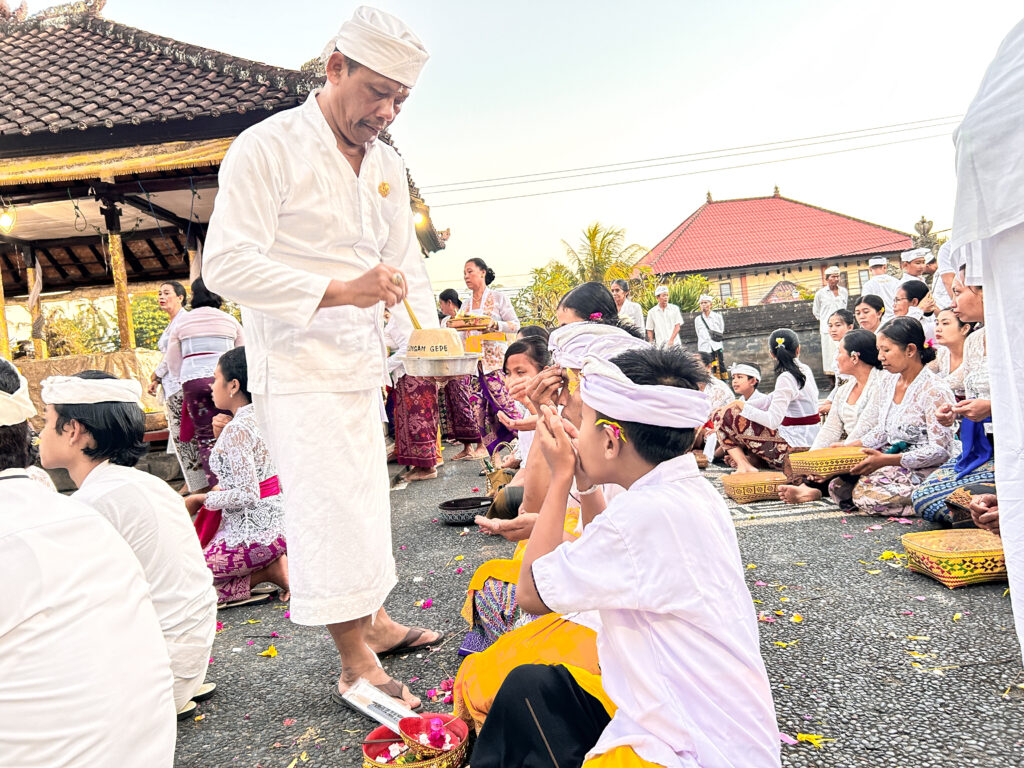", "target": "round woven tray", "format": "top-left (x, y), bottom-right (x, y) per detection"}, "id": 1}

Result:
top-left (399, 714), bottom-right (469, 763)
top-left (786, 447), bottom-right (865, 479)
top-left (902, 529), bottom-right (1006, 589)
top-left (447, 317), bottom-right (492, 331)
top-left (721, 471), bottom-right (788, 503)
top-left (438, 497), bottom-right (491, 526)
